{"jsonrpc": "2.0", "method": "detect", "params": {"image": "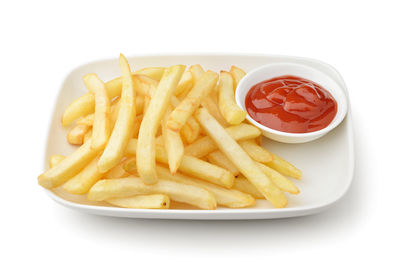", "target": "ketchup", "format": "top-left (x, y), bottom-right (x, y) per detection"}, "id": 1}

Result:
top-left (245, 75), bottom-right (337, 133)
